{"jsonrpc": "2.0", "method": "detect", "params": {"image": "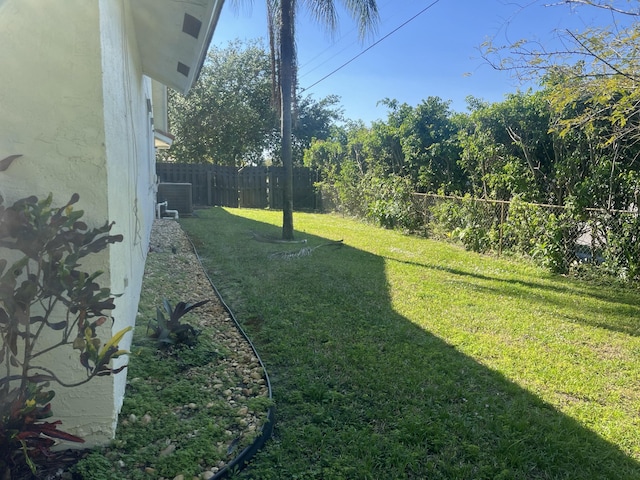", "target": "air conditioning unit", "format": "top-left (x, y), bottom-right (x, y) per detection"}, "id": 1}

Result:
top-left (157, 183), bottom-right (193, 216)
